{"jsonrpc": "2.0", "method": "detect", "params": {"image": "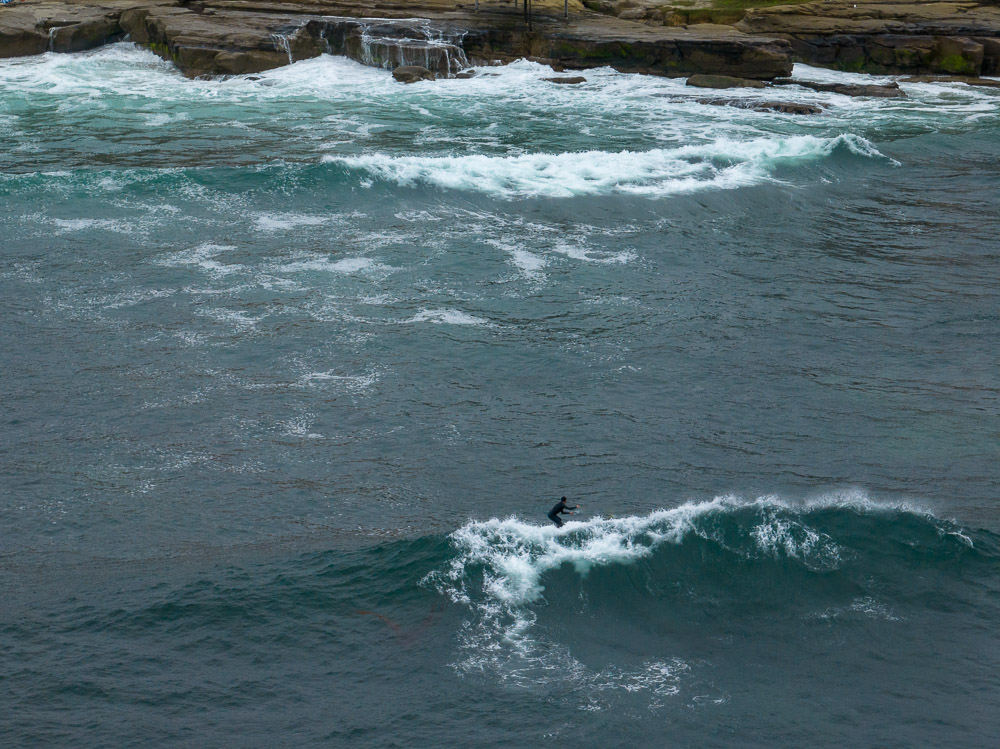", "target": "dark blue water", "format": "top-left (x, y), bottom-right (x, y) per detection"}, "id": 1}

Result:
top-left (2, 46), bottom-right (999, 747)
